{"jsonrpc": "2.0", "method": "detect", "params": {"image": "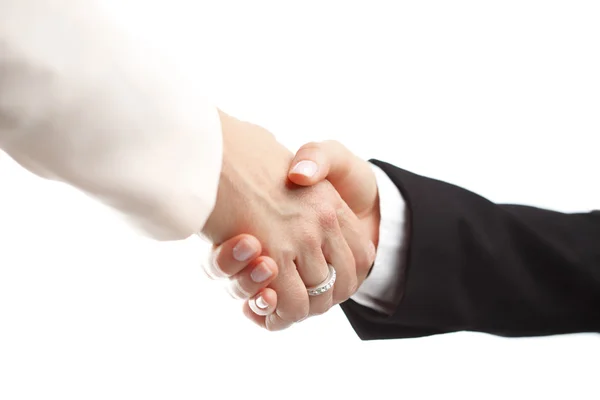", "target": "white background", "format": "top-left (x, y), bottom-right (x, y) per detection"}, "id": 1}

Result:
top-left (1, 1), bottom-right (599, 399)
